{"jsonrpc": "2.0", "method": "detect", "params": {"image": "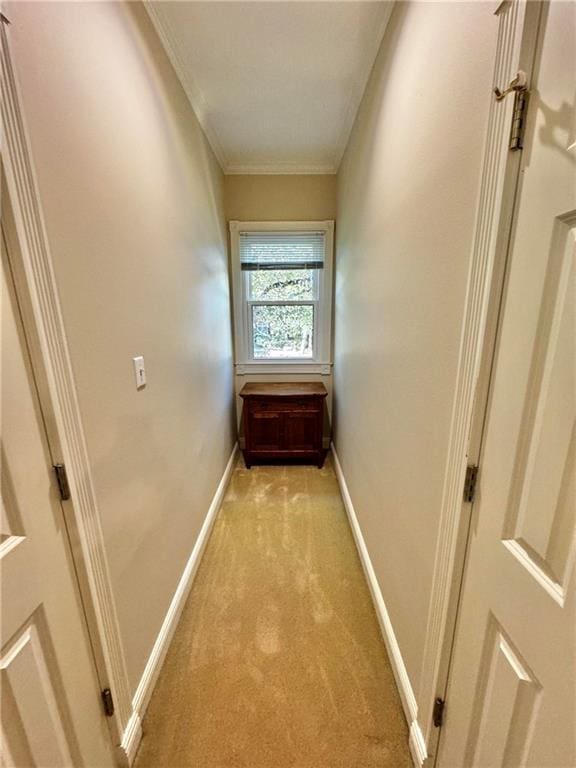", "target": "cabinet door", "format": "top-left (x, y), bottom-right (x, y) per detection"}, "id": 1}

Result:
top-left (249, 411), bottom-right (283, 451)
top-left (283, 410), bottom-right (319, 451)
